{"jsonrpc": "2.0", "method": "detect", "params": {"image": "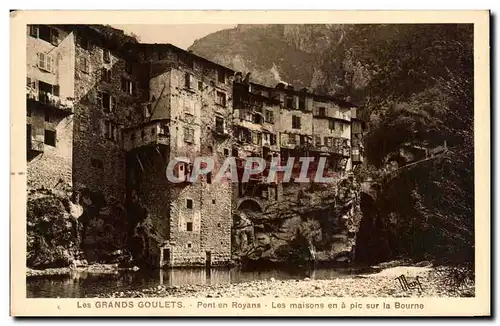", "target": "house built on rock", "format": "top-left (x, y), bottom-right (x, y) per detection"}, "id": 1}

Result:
top-left (26, 24), bottom-right (365, 268)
